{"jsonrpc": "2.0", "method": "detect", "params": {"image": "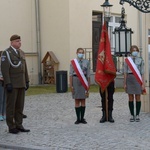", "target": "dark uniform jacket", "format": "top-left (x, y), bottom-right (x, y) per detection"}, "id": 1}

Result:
top-left (1, 46), bottom-right (29, 88)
